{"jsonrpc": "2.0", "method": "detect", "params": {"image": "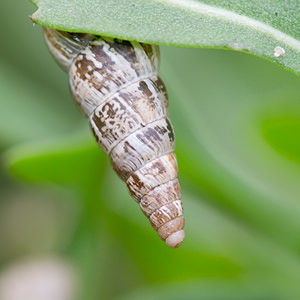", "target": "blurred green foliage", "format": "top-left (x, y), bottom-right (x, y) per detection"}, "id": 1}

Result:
top-left (0, 1), bottom-right (300, 300)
